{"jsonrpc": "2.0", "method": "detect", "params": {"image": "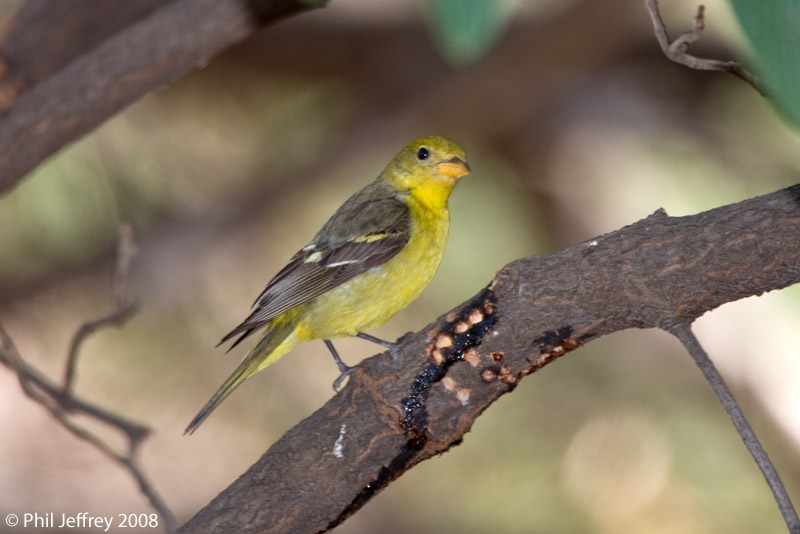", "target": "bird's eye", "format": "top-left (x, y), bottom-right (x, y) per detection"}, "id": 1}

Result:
top-left (416, 147), bottom-right (429, 161)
